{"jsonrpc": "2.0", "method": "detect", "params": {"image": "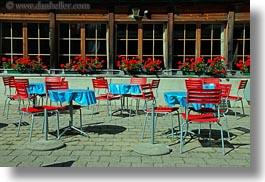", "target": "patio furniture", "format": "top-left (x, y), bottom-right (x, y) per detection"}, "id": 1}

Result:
top-left (48, 89), bottom-right (96, 138)
top-left (15, 82), bottom-right (65, 142)
top-left (137, 83), bottom-right (179, 139)
top-left (179, 88), bottom-right (226, 155)
top-left (150, 79), bottom-right (160, 98)
top-left (228, 80), bottom-right (248, 117)
top-left (92, 78), bottom-right (122, 120)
